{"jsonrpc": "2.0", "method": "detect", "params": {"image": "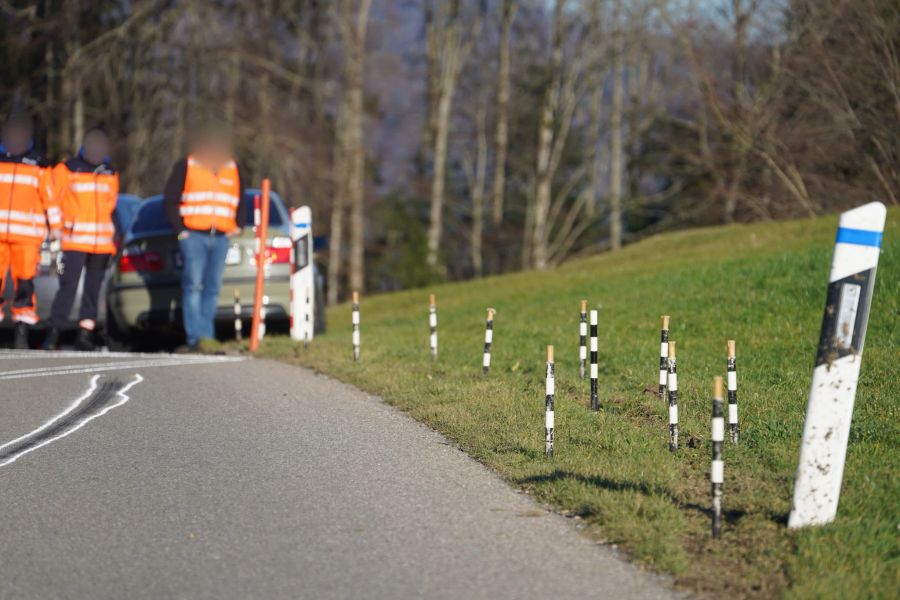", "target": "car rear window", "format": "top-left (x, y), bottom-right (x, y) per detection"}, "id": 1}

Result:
top-left (242, 192), bottom-right (285, 227)
top-left (130, 200), bottom-right (171, 235)
top-left (128, 192), bottom-right (287, 238)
